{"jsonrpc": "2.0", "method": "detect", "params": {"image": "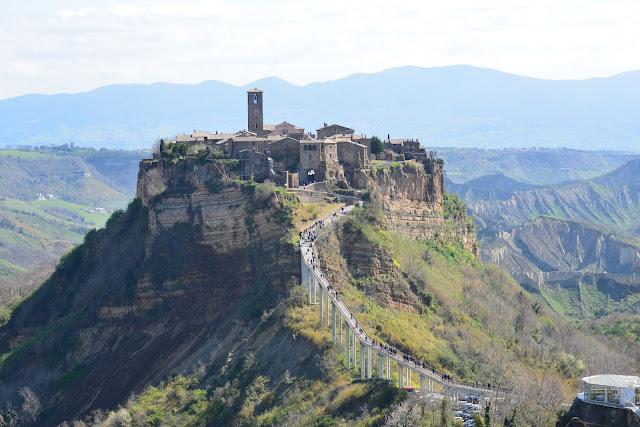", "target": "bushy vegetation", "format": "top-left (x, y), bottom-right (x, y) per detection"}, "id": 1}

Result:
top-left (309, 198), bottom-right (638, 425)
top-left (442, 192), bottom-right (466, 221)
top-left (370, 136), bottom-right (384, 155)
